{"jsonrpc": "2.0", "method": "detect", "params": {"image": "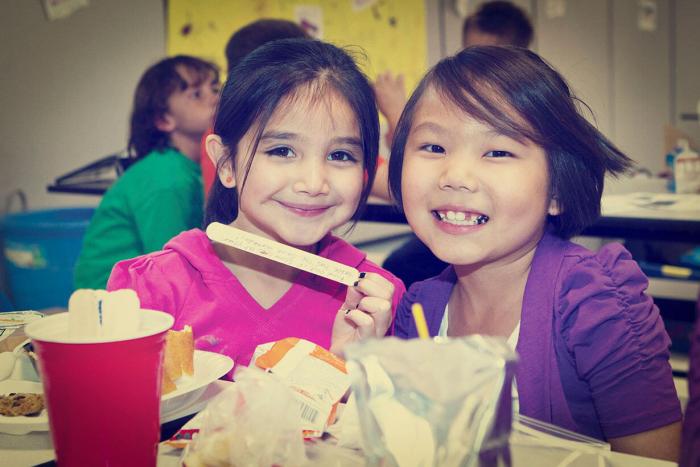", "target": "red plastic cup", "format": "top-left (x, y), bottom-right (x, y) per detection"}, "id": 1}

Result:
top-left (25, 309), bottom-right (173, 467)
